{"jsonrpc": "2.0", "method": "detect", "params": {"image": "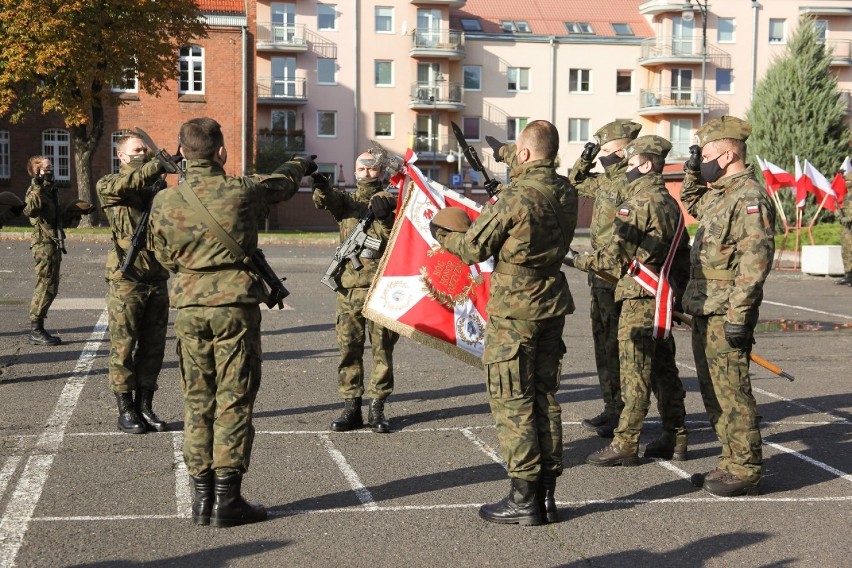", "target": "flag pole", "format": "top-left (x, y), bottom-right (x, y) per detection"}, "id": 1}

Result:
top-left (806, 194), bottom-right (828, 243)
